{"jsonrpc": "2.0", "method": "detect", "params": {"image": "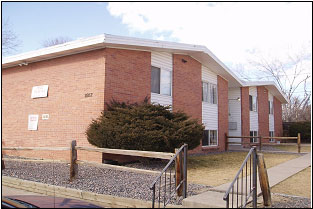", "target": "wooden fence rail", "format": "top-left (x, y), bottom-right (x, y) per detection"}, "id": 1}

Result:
top-left (2, 140), bottom-right (177, 182)
top-left (226, 133), bottom-right (301, 153)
